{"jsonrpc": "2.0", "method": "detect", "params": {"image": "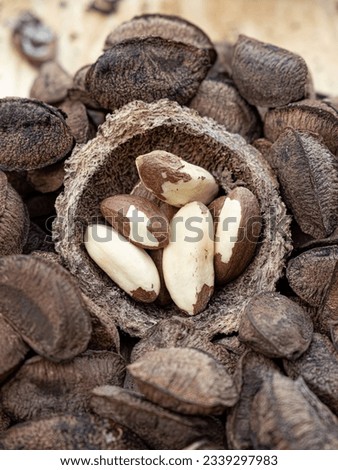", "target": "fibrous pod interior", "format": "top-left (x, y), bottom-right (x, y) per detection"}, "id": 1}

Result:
top-left (53, 99), bottom-right (290, 338)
